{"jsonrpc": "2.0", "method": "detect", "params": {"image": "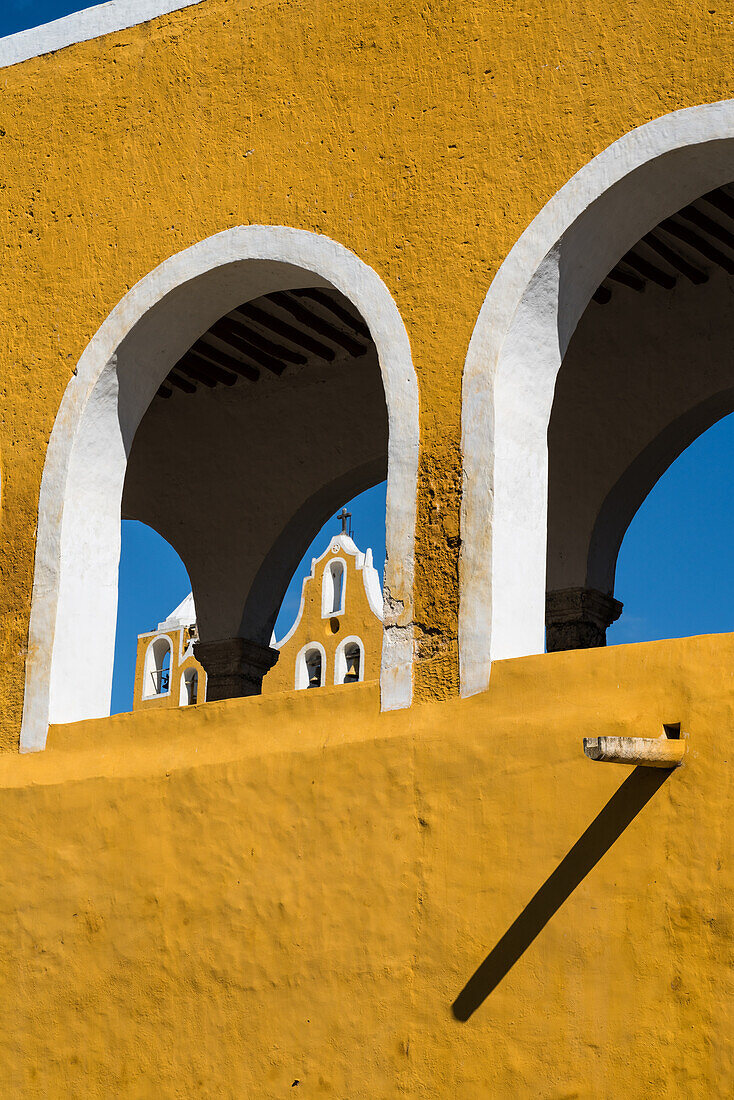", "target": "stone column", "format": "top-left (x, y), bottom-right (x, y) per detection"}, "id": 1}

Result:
top-left (545, 587), bottom-right (623, 652)
top-left (193, 638), bottom-right (279, 701)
